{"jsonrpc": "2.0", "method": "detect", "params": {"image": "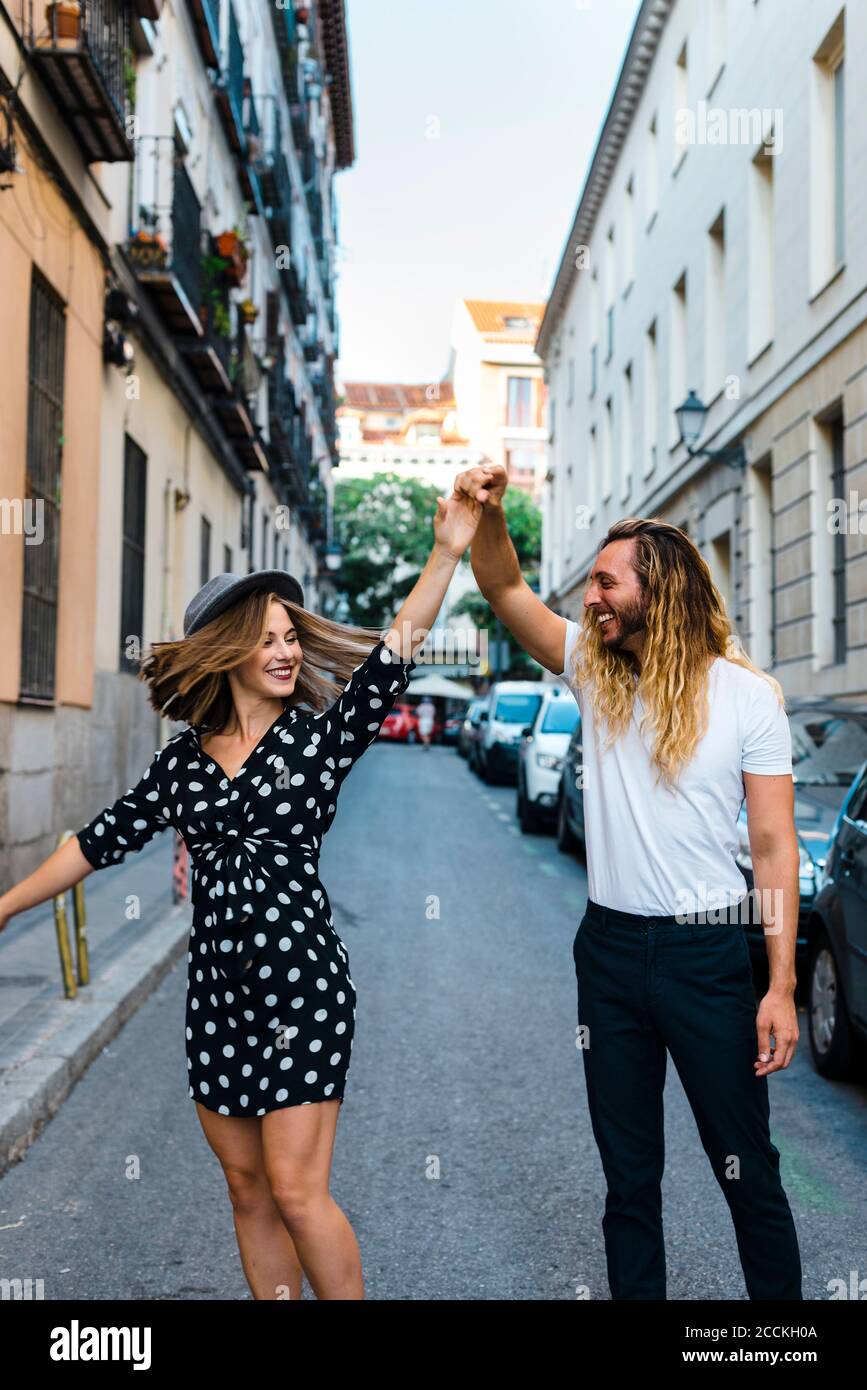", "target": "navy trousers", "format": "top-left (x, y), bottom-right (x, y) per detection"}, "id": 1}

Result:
top-left (573, 898), bottom-right (803, 1300)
